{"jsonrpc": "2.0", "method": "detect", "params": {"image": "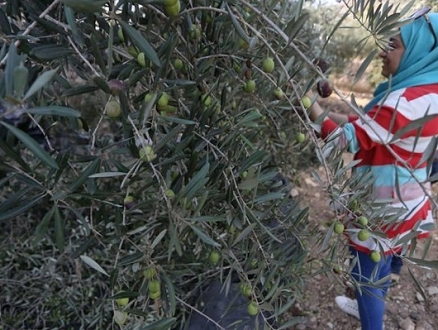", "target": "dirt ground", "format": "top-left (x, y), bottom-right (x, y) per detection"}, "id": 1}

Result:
top-left (288, 94), bottom-right (438, 330)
